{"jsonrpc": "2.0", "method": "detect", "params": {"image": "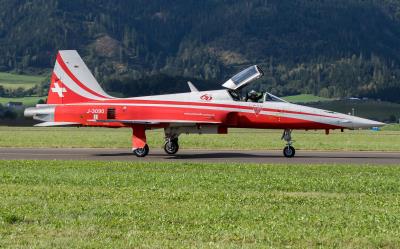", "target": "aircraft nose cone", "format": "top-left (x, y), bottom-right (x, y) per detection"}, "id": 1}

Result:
top-left (370, 120), bottom-right (386, 127)
top-left (350, 116), bottom-right (385, 129)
